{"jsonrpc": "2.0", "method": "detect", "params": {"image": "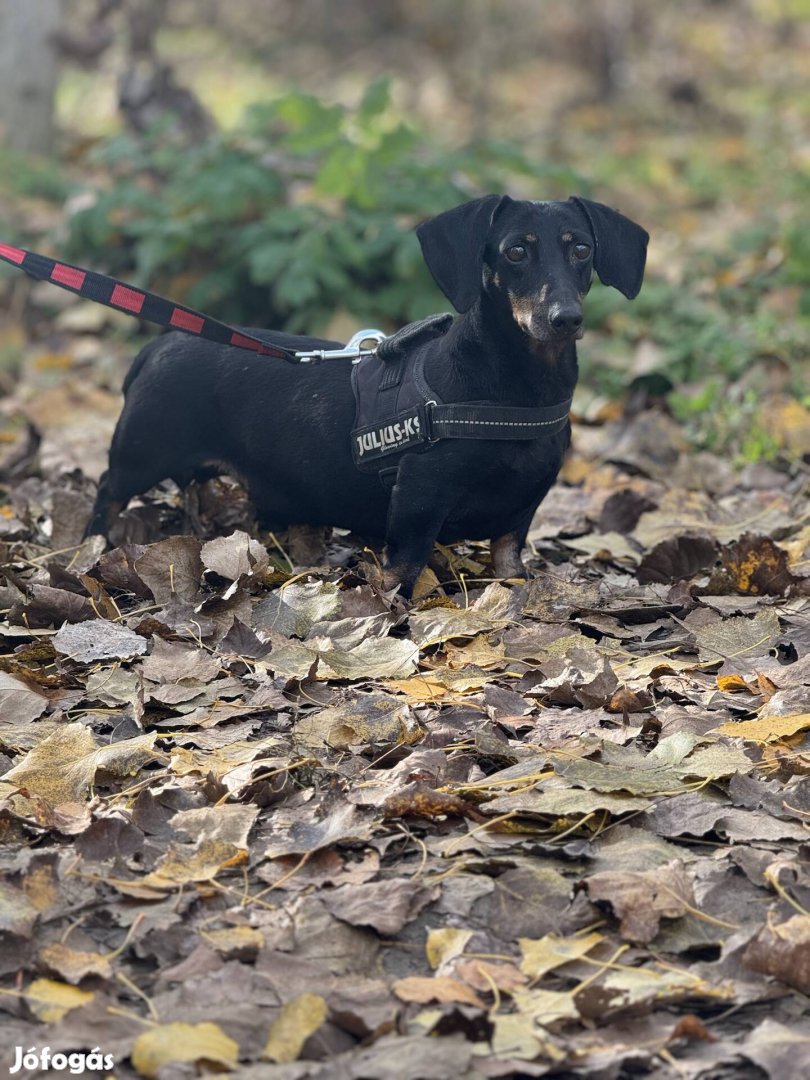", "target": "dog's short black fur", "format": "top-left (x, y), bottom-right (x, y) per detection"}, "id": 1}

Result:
top-left (88, 195), bottom-right (648, 596)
